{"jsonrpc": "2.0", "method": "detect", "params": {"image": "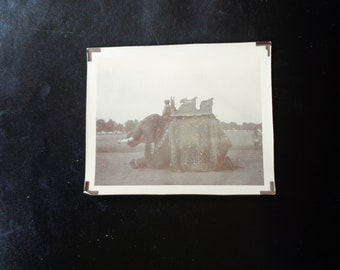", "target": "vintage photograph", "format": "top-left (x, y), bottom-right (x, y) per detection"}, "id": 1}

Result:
top-left (84, 42), bottom-right (275, 195)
